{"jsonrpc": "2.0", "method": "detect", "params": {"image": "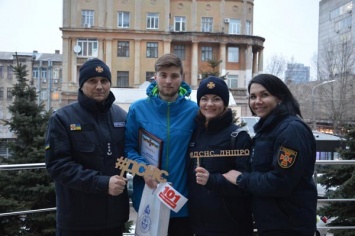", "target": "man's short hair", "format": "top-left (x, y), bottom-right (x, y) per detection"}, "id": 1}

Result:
top-left (154, 53), bottom-right (184, 75)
